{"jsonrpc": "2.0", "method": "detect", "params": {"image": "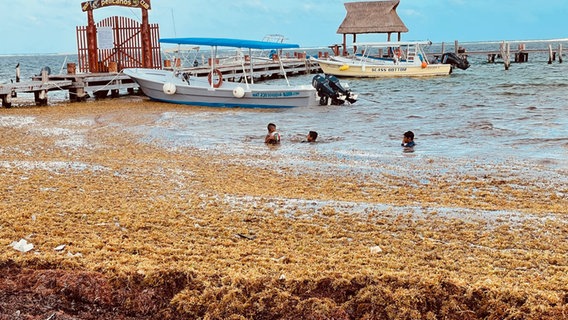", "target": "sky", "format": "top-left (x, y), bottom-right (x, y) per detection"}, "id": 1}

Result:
top-left (0, 0), bottom-right (567, 54)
